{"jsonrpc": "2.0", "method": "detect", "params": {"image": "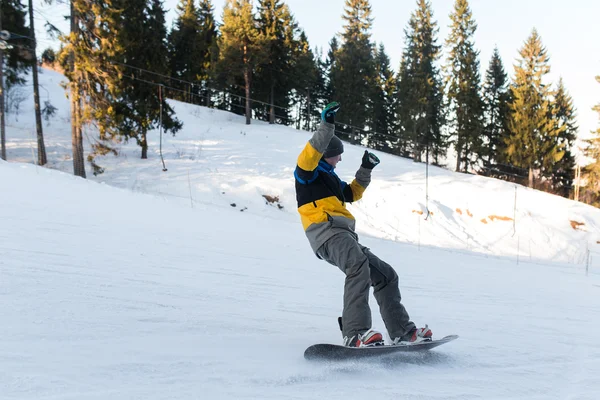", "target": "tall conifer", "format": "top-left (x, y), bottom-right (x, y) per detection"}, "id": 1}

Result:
top-left (62, 0), bottom-right (124, 177)
top-left (218, 0), bottom-right (266, 125)
top-left (396, 0), bottom-right (445, 163)
top-left (582, 76), bottom-right (600, 206)
top-left (481, 47), bottom-right (509, 171)
top-left (1, 0), bottom-right (31, 160)
top-left (506, 29), bottom-right (561, 188)
top-left (254, 0), bottom-right (297, 124)
top-left (115, 0), bottom-right (181, 159)
top-left (293, 30), bottom-right (320, 131)
top-left (444, 0), bottom-right (483, 172)
top-left (168, 0), bottom-right (203, 100)
top-left (331, 0), bottom-right (375, 143)
top-left (27, 0), bottom-right (47, 165)
top-left (197, 0), bottom-right (218, 106)
top-left (323, 36), bottom-right (338, 103)
top-left (546, 78), bottom-right (577, 196)
top-left (371, 43), bottom-right (395, 151)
